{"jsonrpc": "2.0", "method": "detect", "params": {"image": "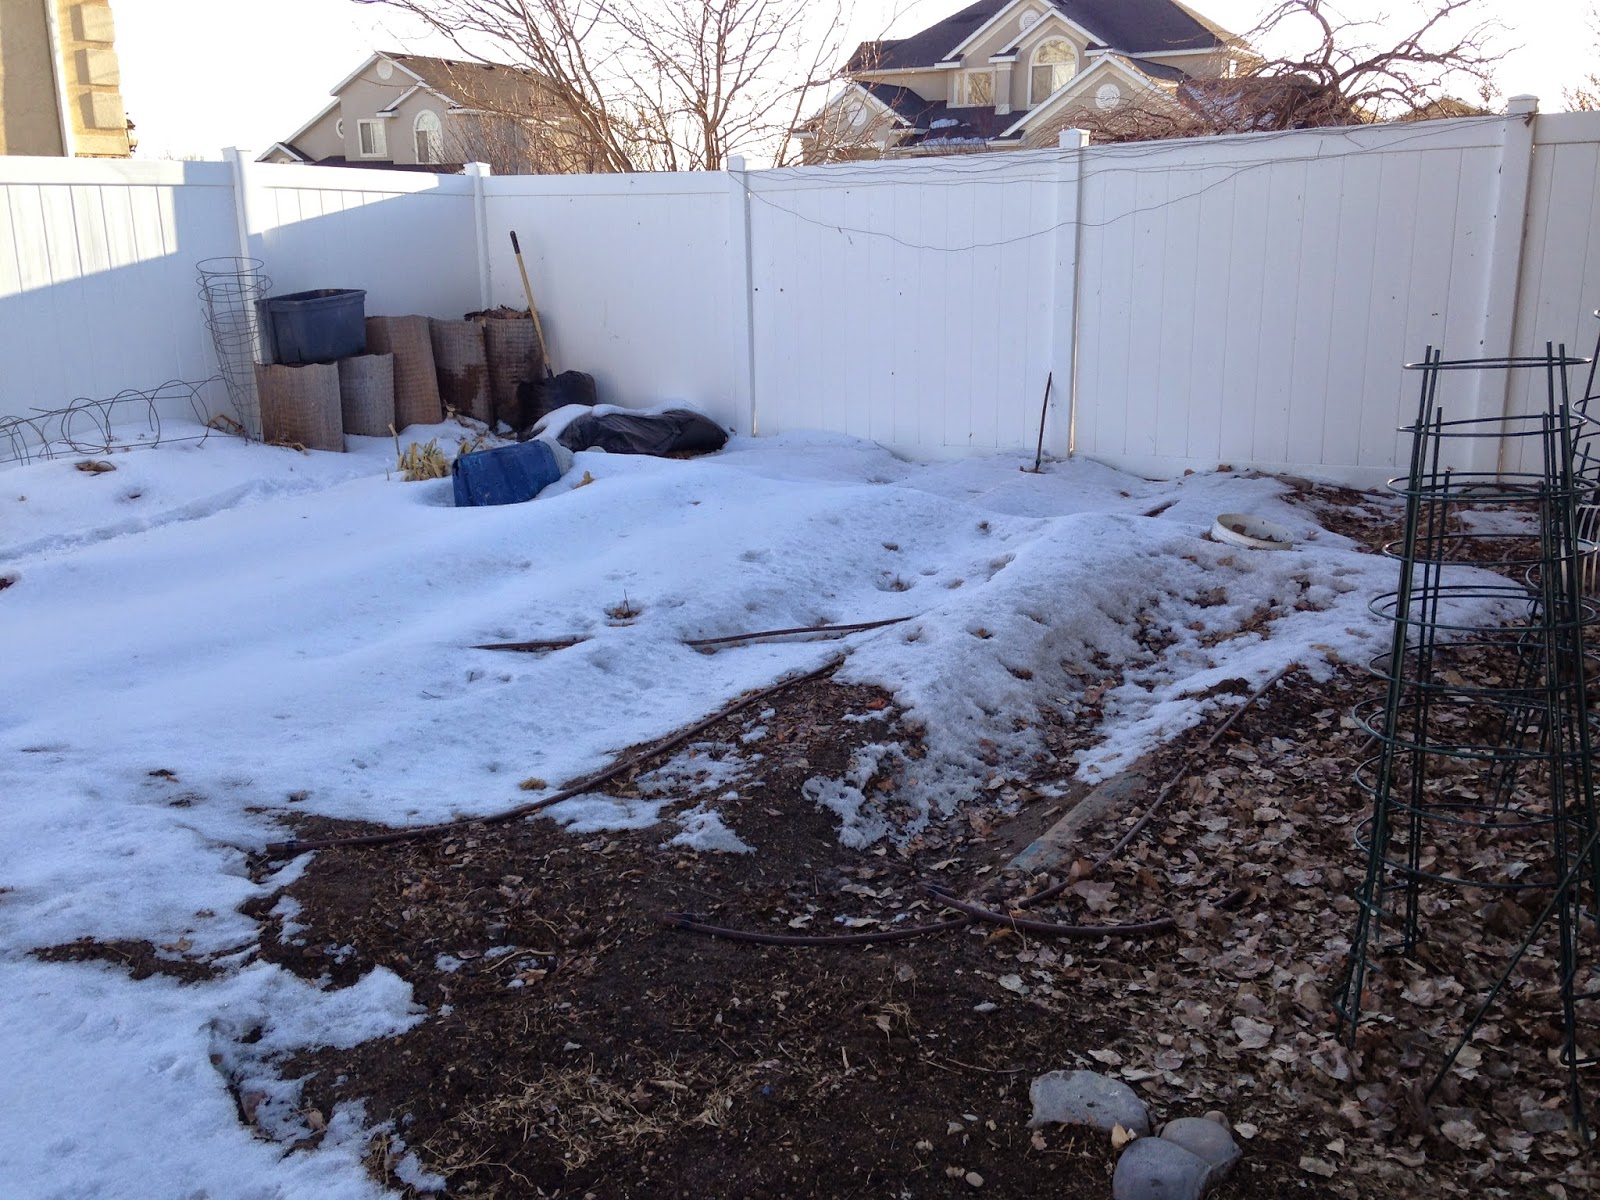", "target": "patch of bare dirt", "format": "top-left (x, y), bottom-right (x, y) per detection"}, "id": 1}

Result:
top-left (34, 936), bottom-right (221, 983)
top-left (113, 647), bottom-right (1570, 1199)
